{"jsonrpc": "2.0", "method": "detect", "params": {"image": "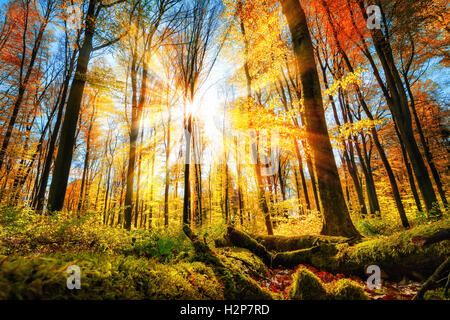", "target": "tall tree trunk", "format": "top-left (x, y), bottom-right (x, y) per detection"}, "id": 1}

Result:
top-left (149, 130), bottom-right (156, 229)
top-left (33, 48), bottom-right (77, 212)
top-left (134, 124), bottom-right (144, 228)
top-left (124, 50), bottom-right (148, 230)
top-left (183, 113), bottom-right (192, 225)
top-left (280, 0), bottom-right (359, 237)
top-left (239, 15), bottom-right (273, 235)
top-left (293, 140), bottom-right (311, 211)
top-left (234, 136), bottom-right (244, 226)
top-left (47, 0), bottom-right (98, 212)
top-left (77, 101), bottom-right (96, 212)
top-left (403, 73), bottom-right (447, 207)
top-left (164, 110), bottom-right (171, 228)
top-left (394, 121), bottom-right (423, 212)
top-left (103, 161), bottom-right (112, 224)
